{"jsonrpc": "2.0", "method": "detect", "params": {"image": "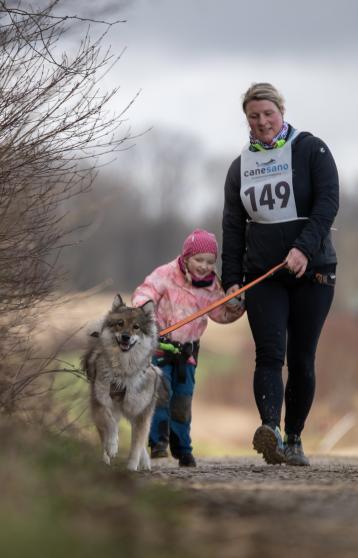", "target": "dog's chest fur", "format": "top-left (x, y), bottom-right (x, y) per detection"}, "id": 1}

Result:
top-left (95, 342), bottom-right (158, 417)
